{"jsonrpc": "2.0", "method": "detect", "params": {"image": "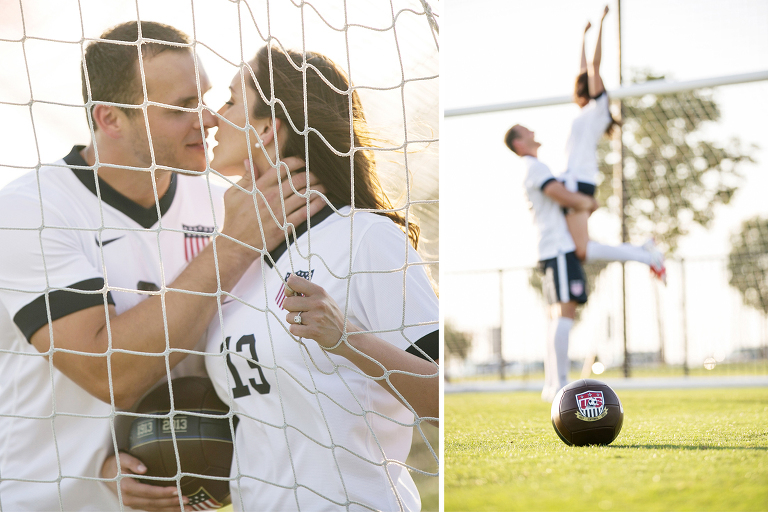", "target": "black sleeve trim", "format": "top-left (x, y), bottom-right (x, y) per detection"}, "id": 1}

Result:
top-left (540, 178), bottom-right (557, 191)
top-left (265, 203), bottom-right (335, 268)
top-left (406, 330), bottom-right (439, 361)
top-left (13, 278), bottom-right (115, 343)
